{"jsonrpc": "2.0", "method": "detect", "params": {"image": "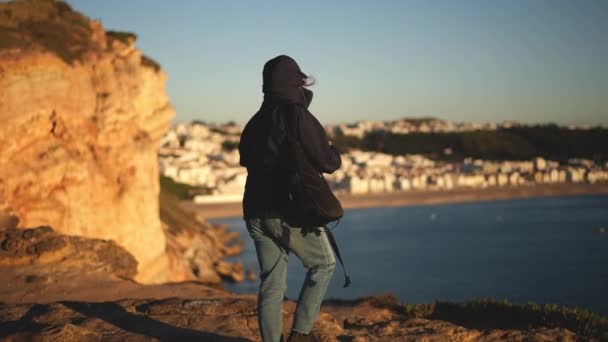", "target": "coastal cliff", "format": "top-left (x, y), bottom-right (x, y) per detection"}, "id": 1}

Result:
top-left (0, 0), bottom-right (243, 284)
